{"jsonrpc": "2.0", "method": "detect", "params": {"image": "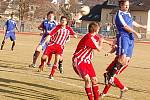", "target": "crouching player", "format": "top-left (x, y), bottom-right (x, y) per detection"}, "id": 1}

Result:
top-left (72, 22), bottom-right (112, 100)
